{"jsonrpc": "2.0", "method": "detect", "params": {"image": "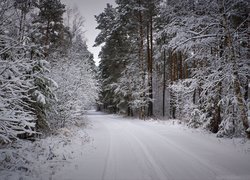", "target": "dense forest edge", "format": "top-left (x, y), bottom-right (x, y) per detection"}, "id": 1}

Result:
top-left (0, 0), bottom-right (98, 144)
top-left (96, 0), bottom-right (250, 138)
